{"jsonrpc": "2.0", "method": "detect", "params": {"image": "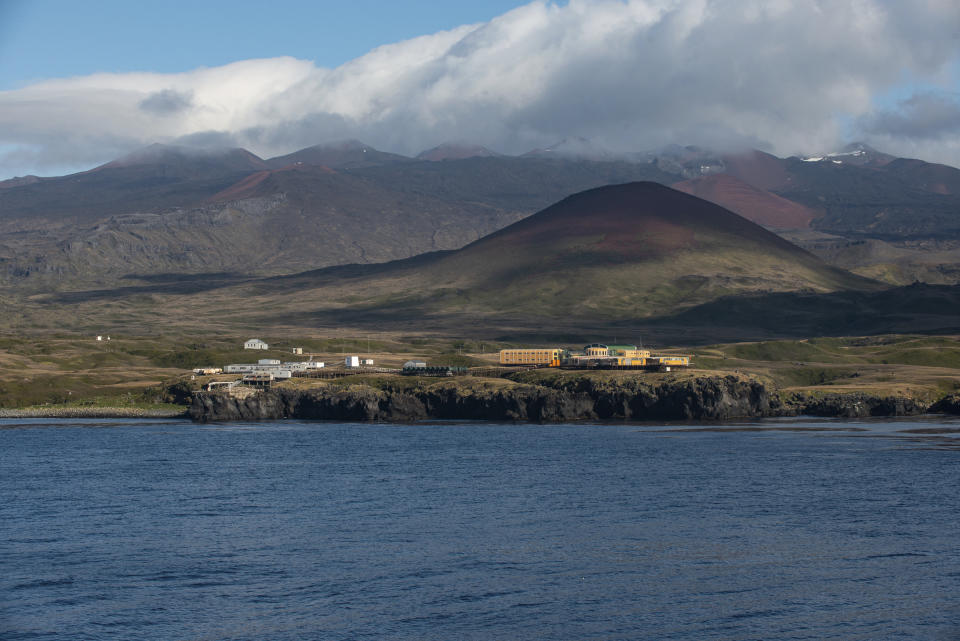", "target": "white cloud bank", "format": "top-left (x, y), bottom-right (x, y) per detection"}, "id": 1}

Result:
top-left (1, 0), bottom-right (959, 177)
